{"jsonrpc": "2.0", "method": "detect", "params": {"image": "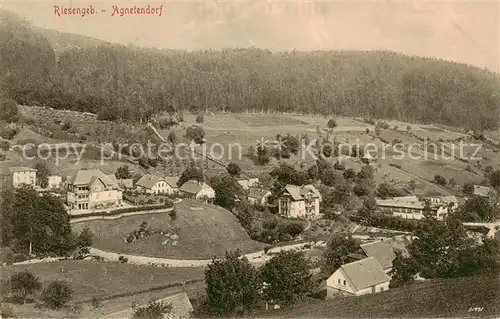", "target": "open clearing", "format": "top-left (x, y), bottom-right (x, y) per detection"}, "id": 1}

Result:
top-left (0, 260), bottom-right (205, 302)
top-left (72, 199), bottom-right (265, 259)
top-left (256, 274), bottom-right (500, 318)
